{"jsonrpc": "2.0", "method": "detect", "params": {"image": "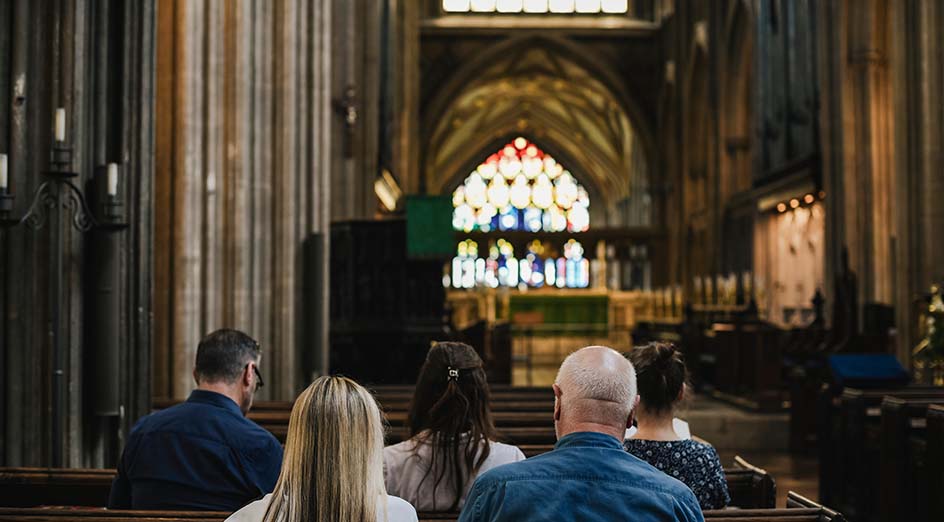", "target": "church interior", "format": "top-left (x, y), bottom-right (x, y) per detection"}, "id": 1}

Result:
top-left (0, 0), bottom-right (943, 521)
